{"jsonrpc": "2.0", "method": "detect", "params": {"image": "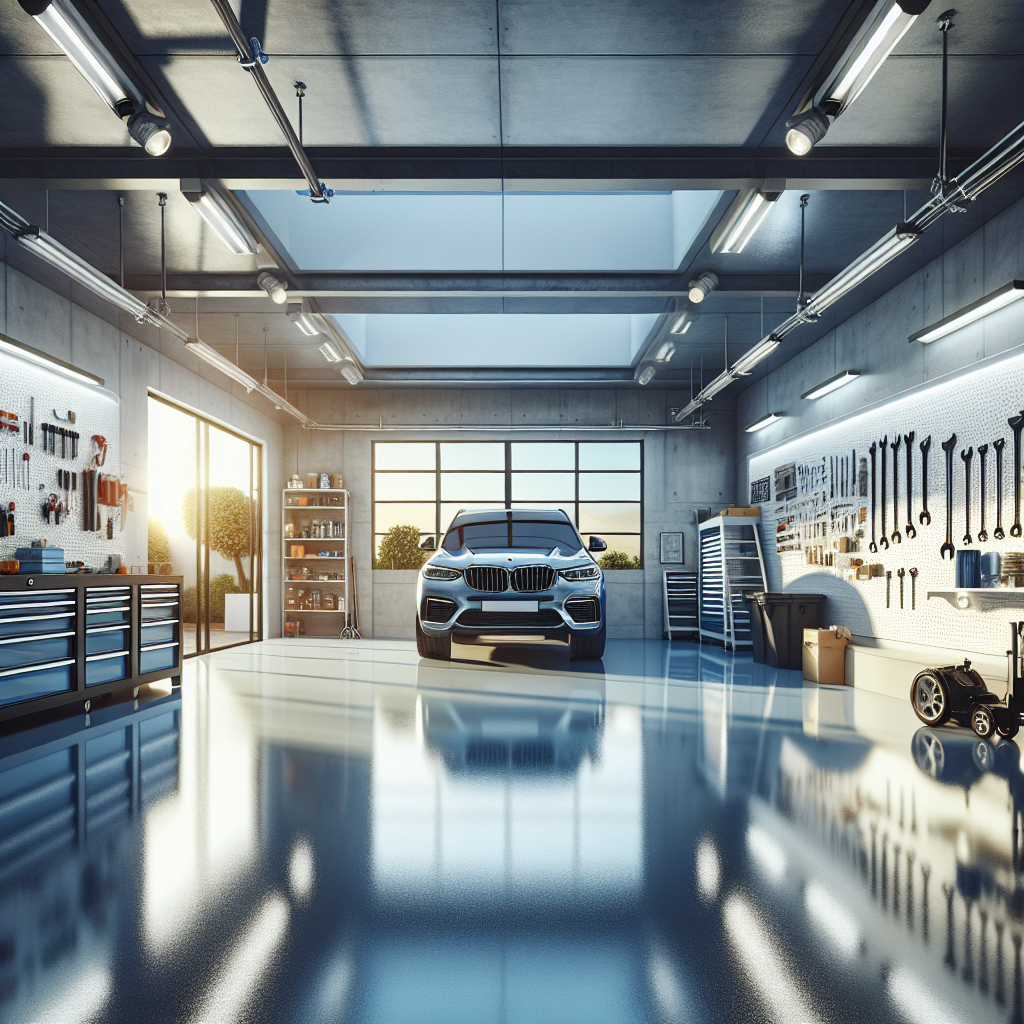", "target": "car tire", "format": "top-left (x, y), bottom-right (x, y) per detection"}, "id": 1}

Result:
top-left (569, 624), bottom-right (606, 660)
top-left (910, 671), bottom-right (950, 726)
top-left (416, 619), bottom-right (451, 660)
